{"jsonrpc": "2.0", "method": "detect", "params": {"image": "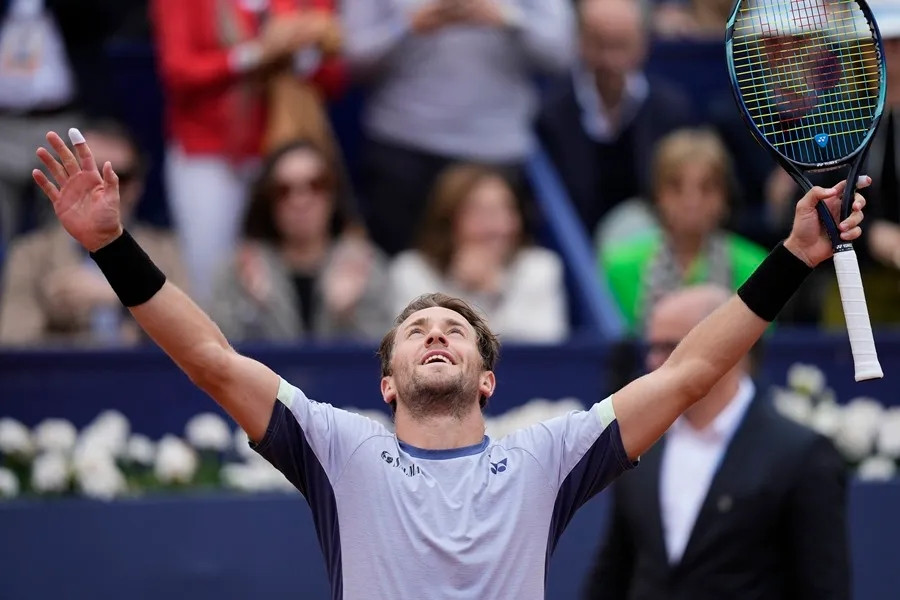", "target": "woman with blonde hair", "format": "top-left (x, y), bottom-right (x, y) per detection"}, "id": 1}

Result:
top-left (390, 164), bottom-right (569, 343)
top-left (600, 128), bottom-right (768, 332)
